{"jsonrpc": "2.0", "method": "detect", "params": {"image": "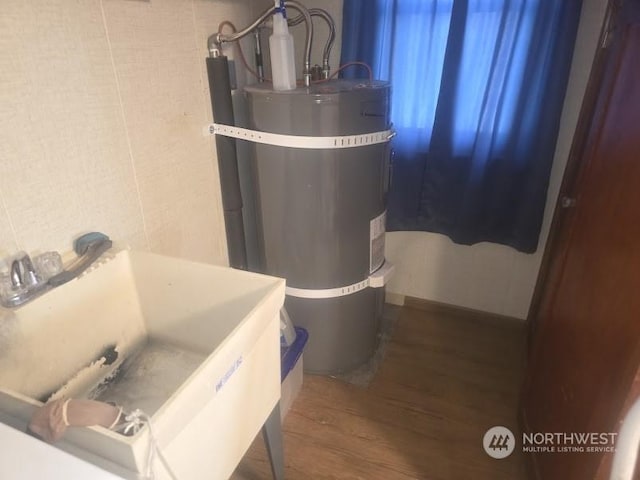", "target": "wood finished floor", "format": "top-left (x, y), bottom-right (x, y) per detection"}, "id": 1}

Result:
top-left (232, 301), bottom-right (528, 480)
